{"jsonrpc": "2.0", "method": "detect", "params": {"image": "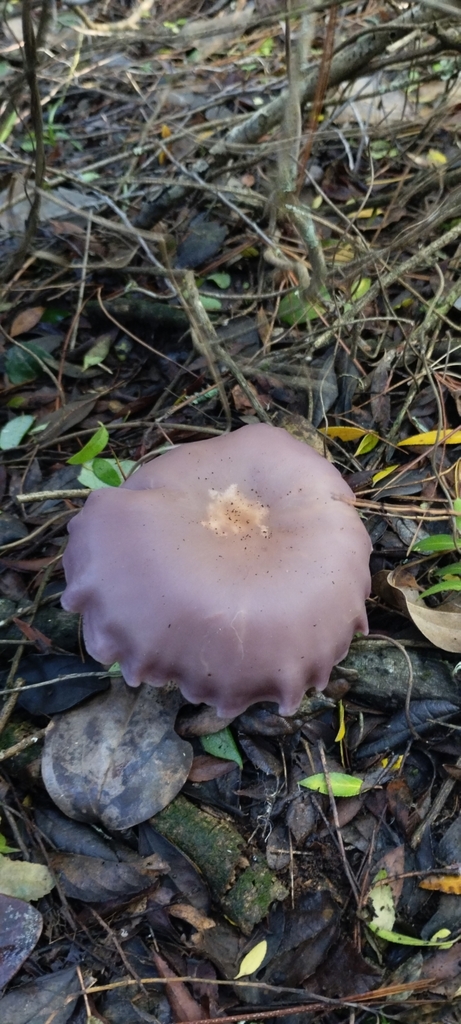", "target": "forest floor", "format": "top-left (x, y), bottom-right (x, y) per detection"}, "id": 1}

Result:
top-left (1, 1), bottom-right (461, 1022)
